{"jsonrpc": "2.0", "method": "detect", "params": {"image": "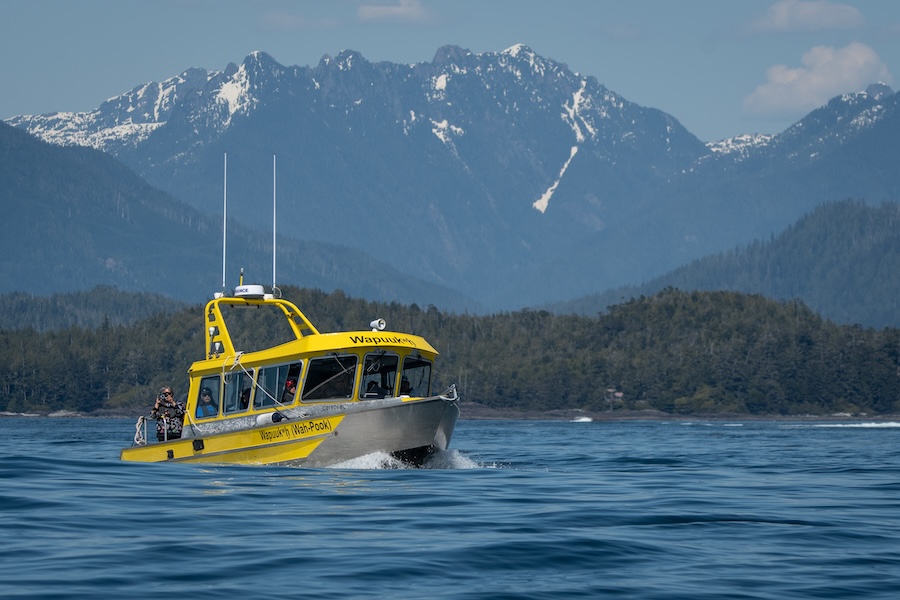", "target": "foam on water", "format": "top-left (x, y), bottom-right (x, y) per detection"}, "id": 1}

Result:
top-left (325, 448), bottom-right (481, 470)
top-left (424, 448), bottom-right (482, 469)
top-left (327, 451), bottom-right (413, 470)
